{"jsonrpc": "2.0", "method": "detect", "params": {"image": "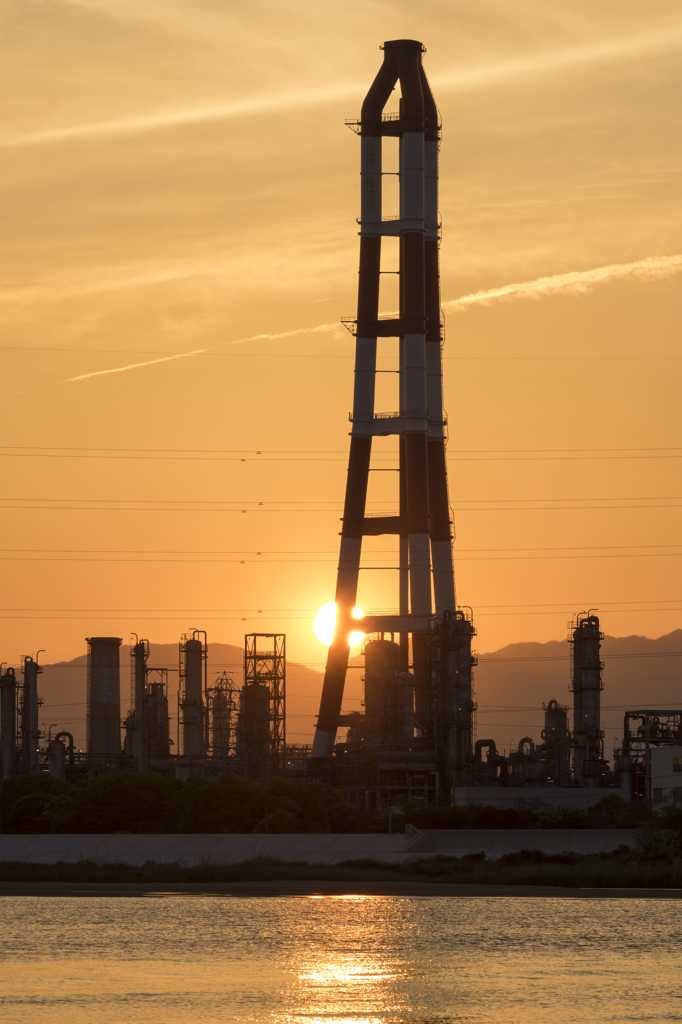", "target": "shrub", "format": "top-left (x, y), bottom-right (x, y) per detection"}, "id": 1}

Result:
top-left (50, 772), bottom-right (180, 833)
